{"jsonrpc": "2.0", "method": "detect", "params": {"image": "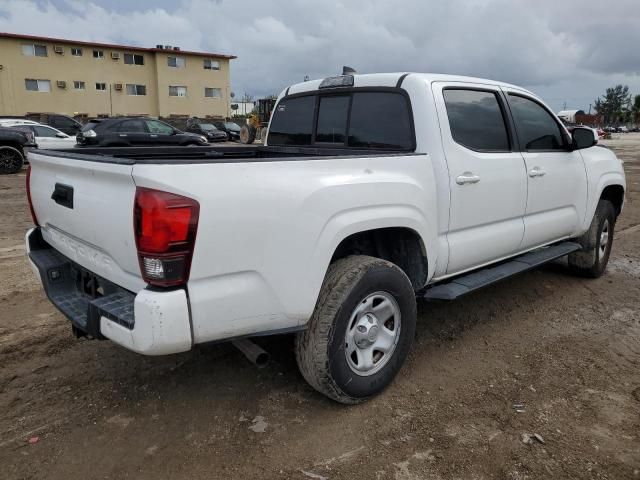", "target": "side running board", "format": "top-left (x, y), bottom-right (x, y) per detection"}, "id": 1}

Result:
top-left (423, 241), bottom-right (581, 301)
